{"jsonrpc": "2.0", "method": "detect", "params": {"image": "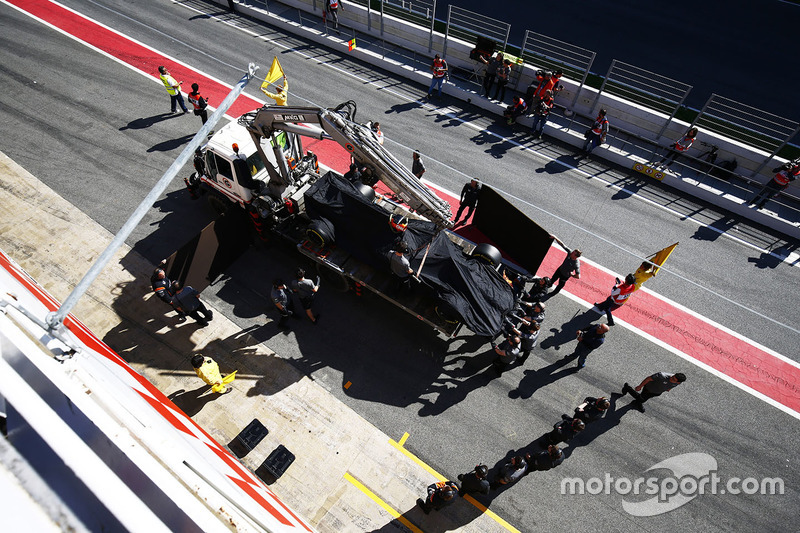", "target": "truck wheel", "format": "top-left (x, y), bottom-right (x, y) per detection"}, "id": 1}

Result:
top-left (208, 193), bottom-right (230, 216)
top-left (472, 243), bottom-right (502, 266)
